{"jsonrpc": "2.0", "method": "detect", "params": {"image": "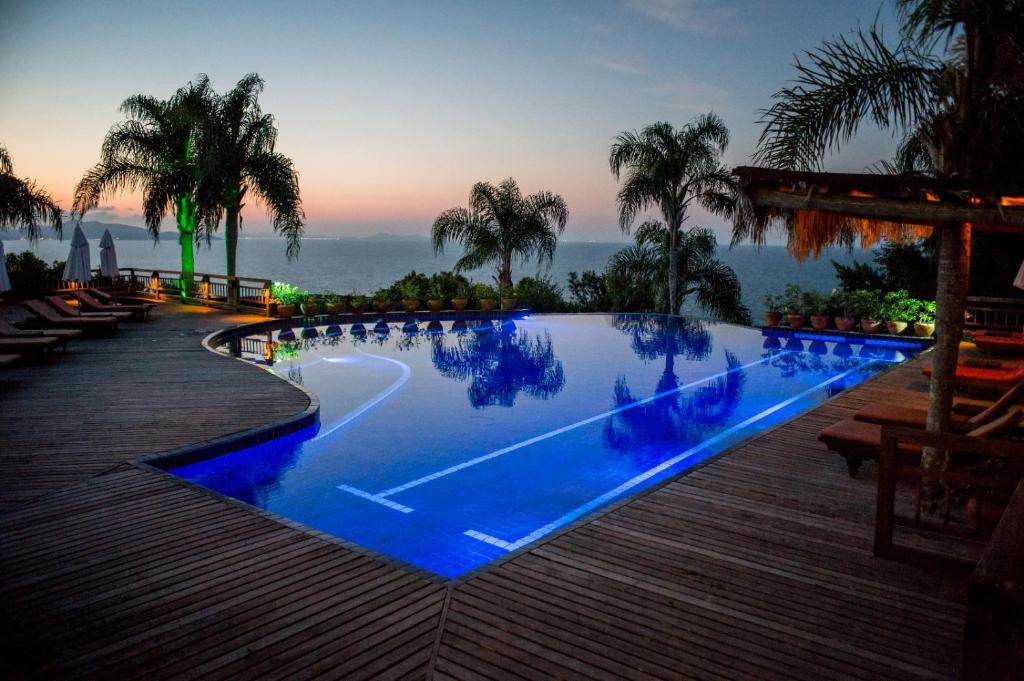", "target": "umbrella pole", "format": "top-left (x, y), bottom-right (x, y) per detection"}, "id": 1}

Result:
top-left (922, 222), bottom-right (972, 474)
